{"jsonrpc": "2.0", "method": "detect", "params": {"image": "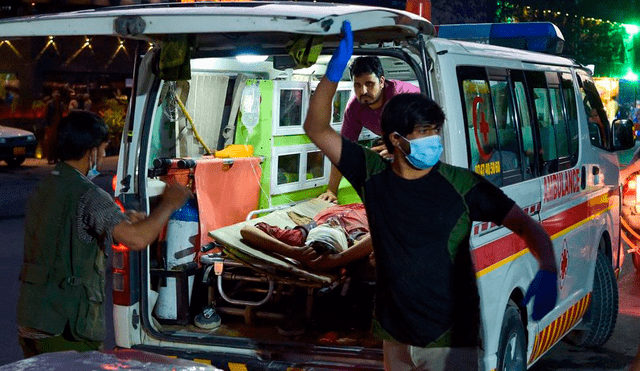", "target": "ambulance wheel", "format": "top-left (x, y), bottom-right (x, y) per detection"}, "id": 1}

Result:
top-left (564, 250), bottom-right (618, 347)
top-left (496, 300), bottom-right (526, 371)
